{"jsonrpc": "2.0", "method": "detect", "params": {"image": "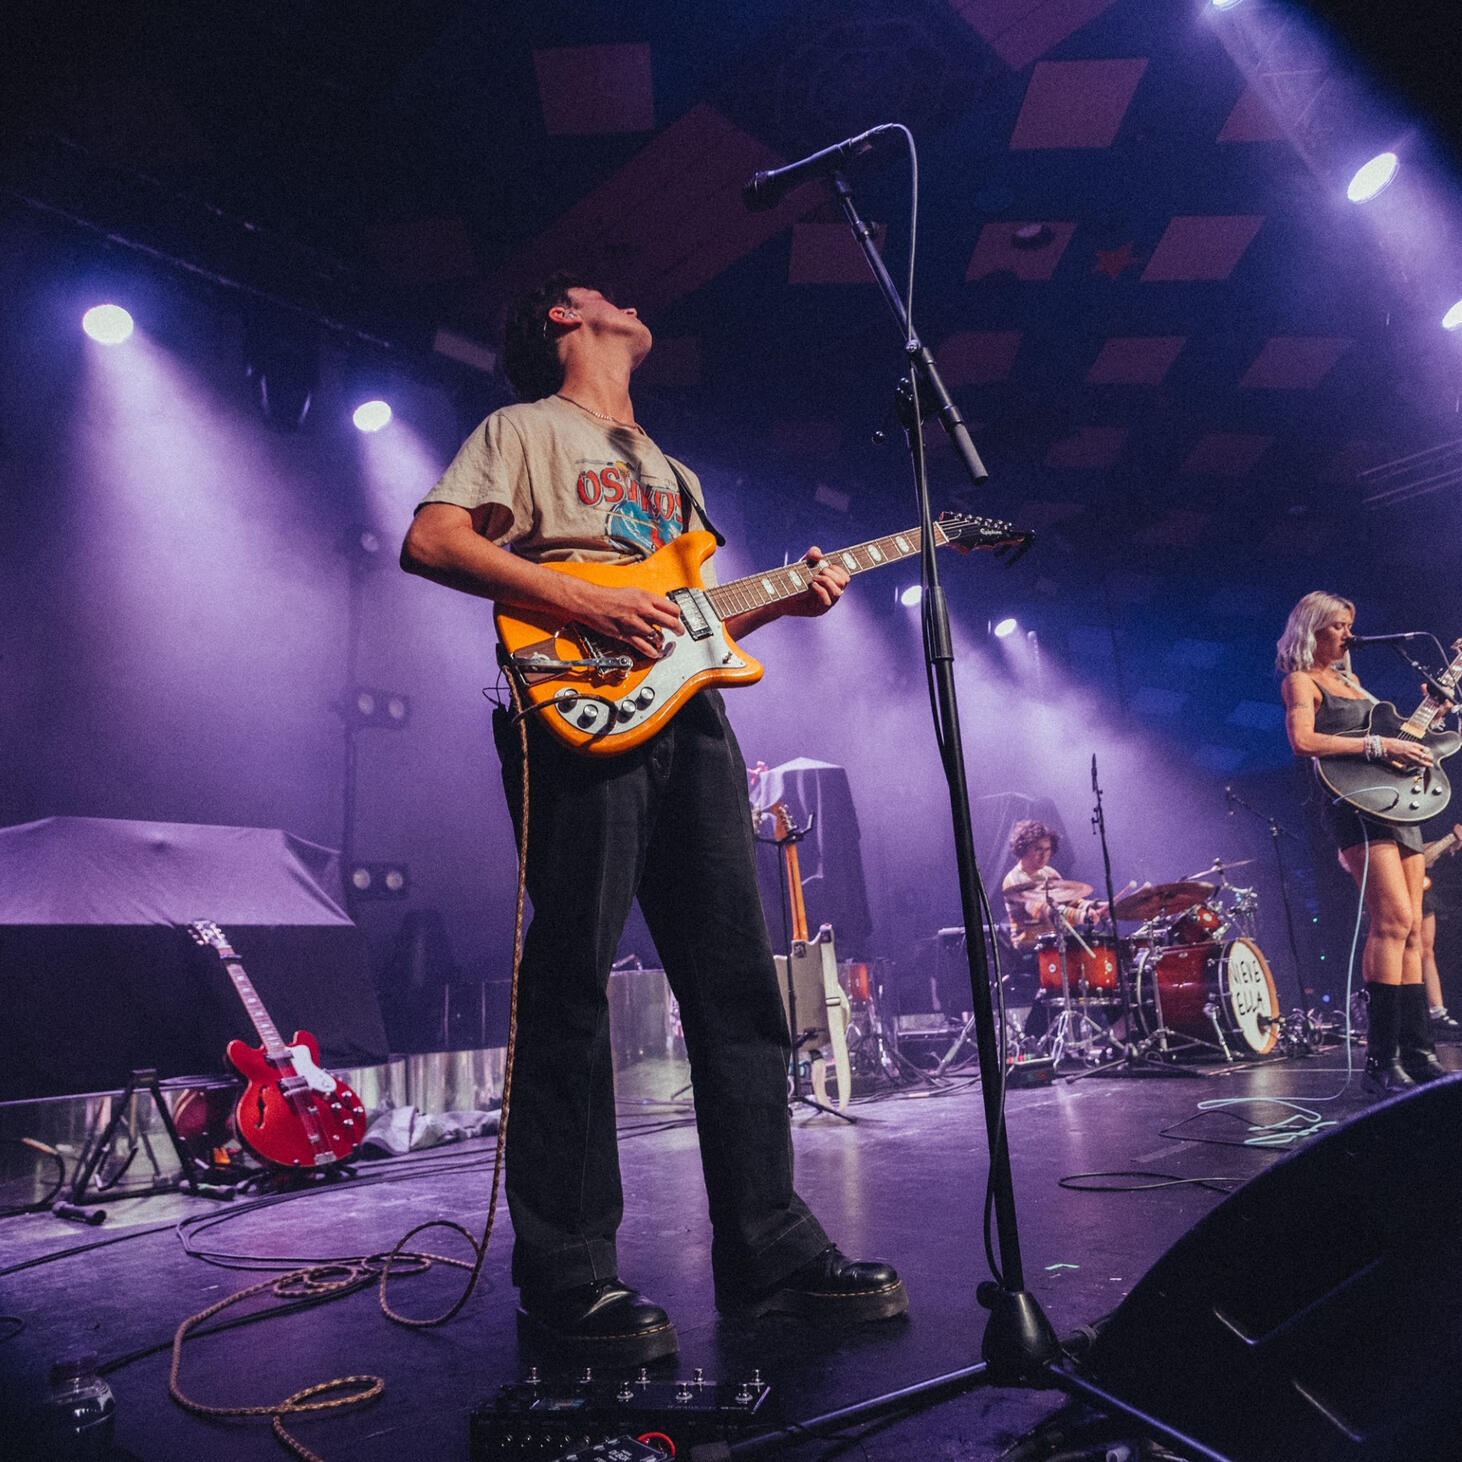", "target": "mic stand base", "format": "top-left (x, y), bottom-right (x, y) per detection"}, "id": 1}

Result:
top-left (978, 1282), bottom-right (1063, 1385)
